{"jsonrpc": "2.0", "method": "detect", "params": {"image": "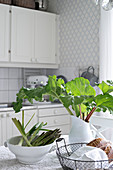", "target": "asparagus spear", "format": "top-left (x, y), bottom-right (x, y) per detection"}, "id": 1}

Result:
top-left (32, 129), bottom-right (61, 146)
